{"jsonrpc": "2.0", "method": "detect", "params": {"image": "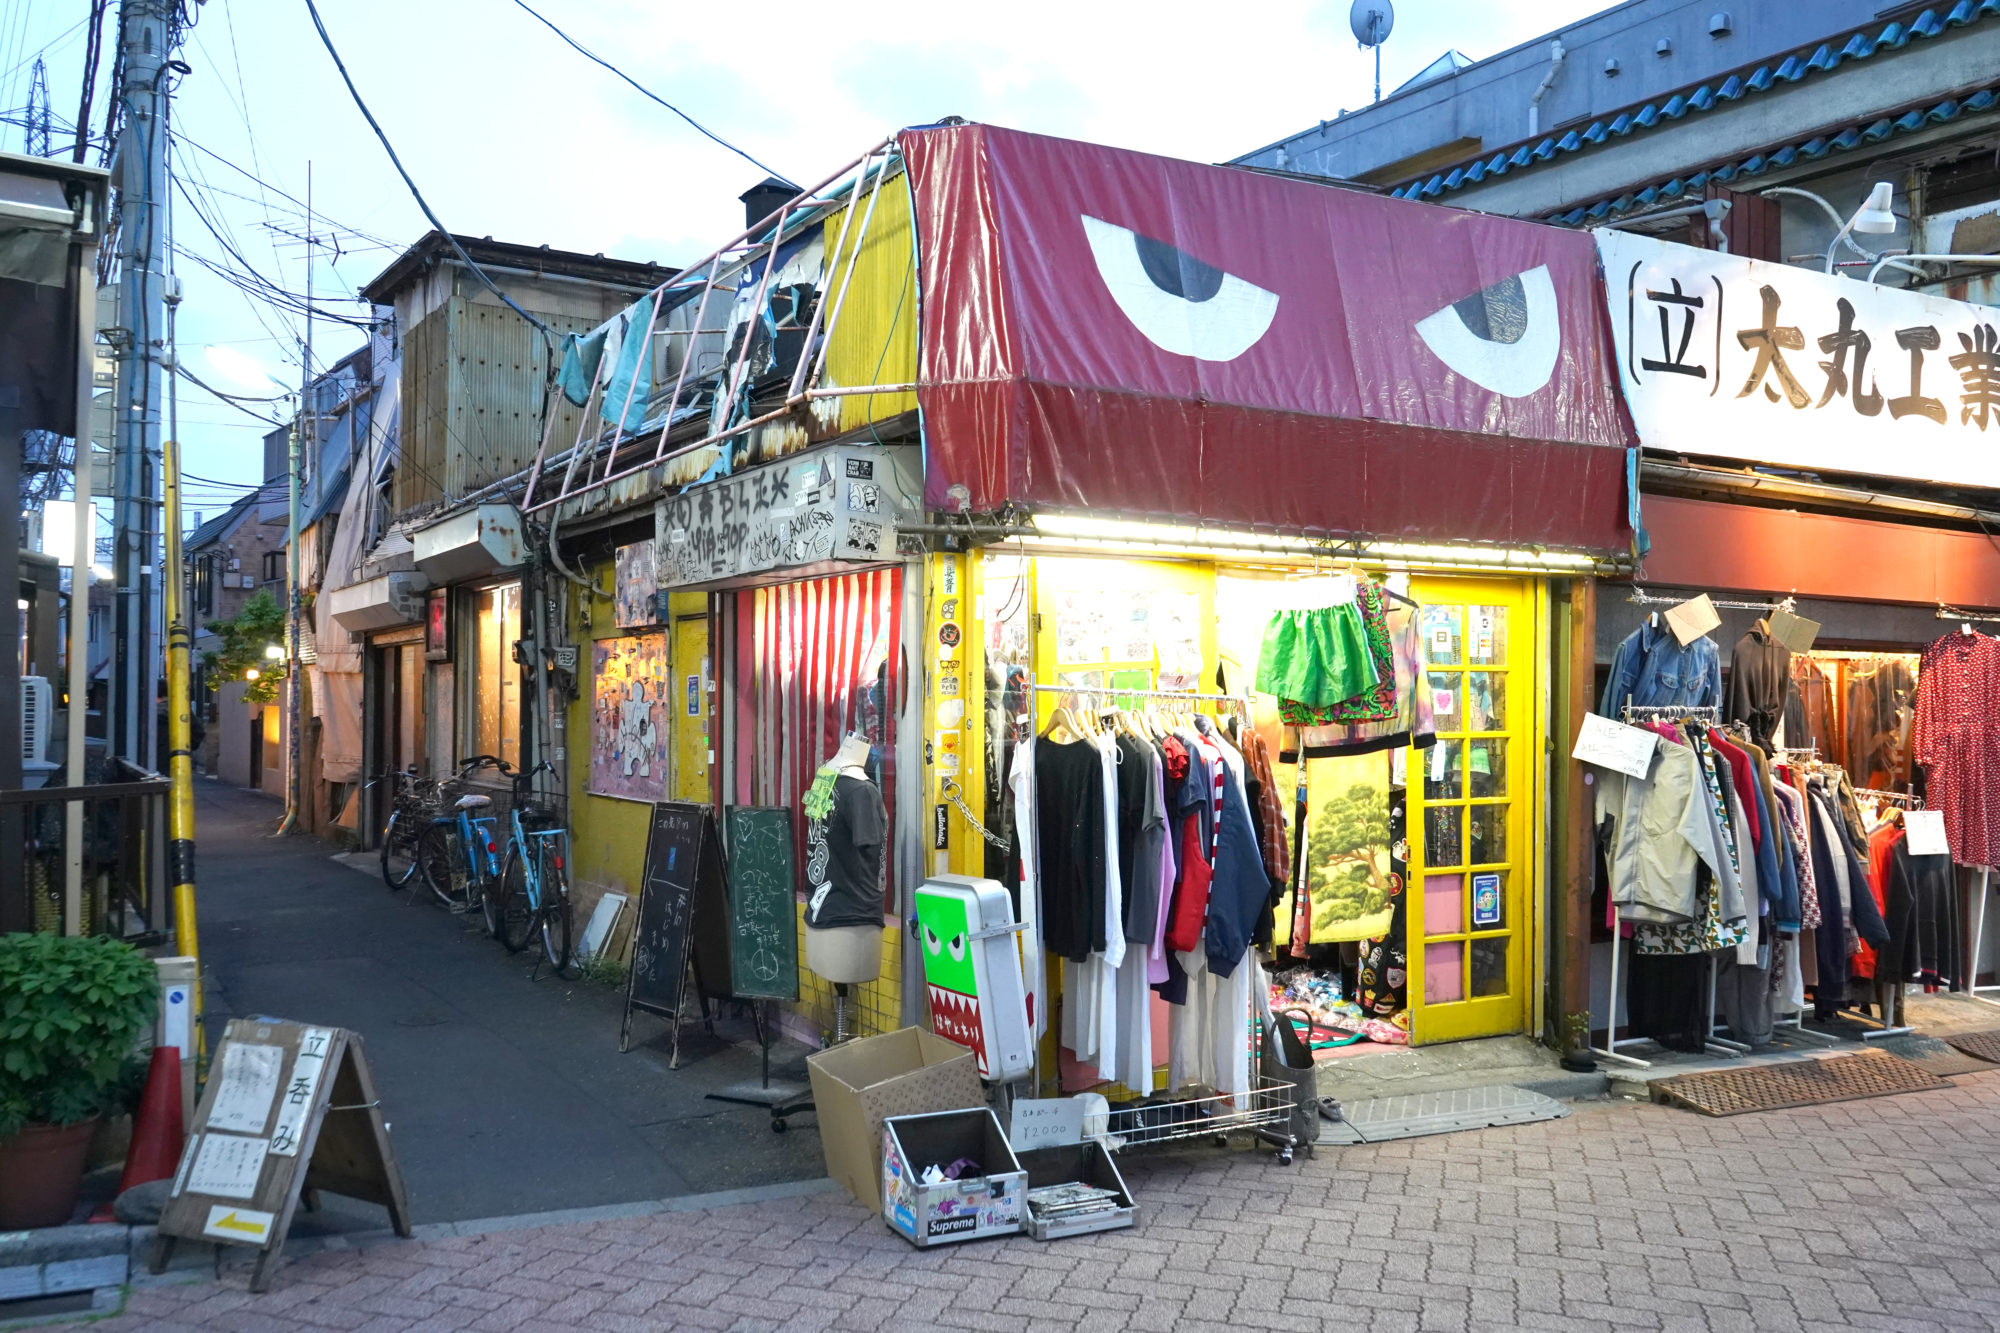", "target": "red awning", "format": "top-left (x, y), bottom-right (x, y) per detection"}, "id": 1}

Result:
top-left (902, 123), bottom-right (1636, 555)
